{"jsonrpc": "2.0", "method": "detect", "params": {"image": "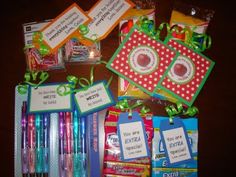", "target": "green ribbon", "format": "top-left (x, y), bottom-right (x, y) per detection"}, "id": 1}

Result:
top-left (17, 71), bottom-right (49, 94)
top-left (138, 19), bottom-right (211, 52)
top-left (165, 102), bottom-right (198, 124)
top-left (116, 99), bottom-right (150, 116)
top-left (78, 24), bottom-right (89, 35)
top-left (57, 60), bottom-right (113, 96)
top-left (32, 32), bottom-right (50, 56)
